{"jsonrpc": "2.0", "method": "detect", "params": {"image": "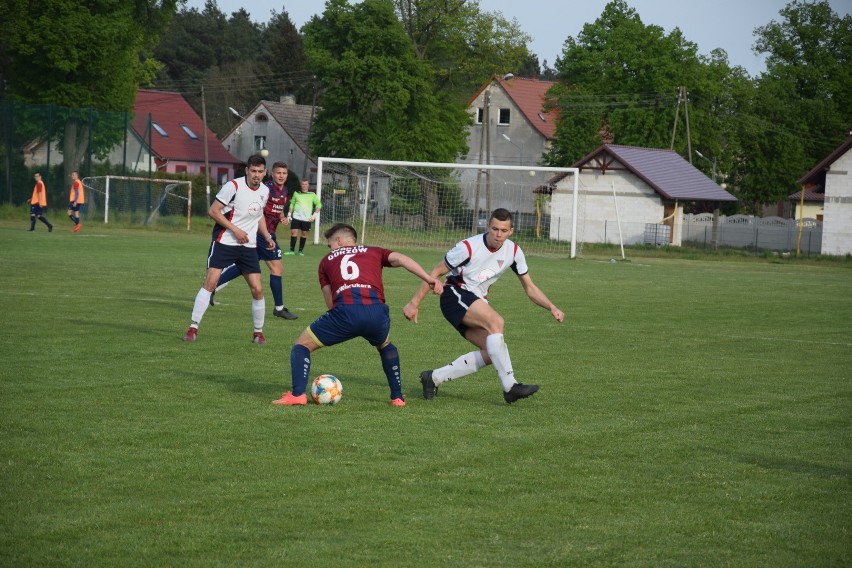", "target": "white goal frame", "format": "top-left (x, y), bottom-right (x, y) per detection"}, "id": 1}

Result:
top-left (85, 175), bottom-right (193, 230)
top-left (315, 157), bottom-right (581, 257)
